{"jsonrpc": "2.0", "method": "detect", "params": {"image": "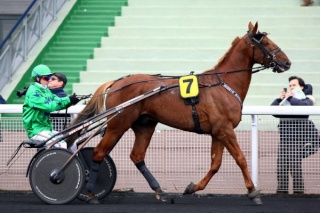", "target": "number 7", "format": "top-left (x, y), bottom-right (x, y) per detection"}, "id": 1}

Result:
top-left (183, 79), bottom-right (193, 94)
